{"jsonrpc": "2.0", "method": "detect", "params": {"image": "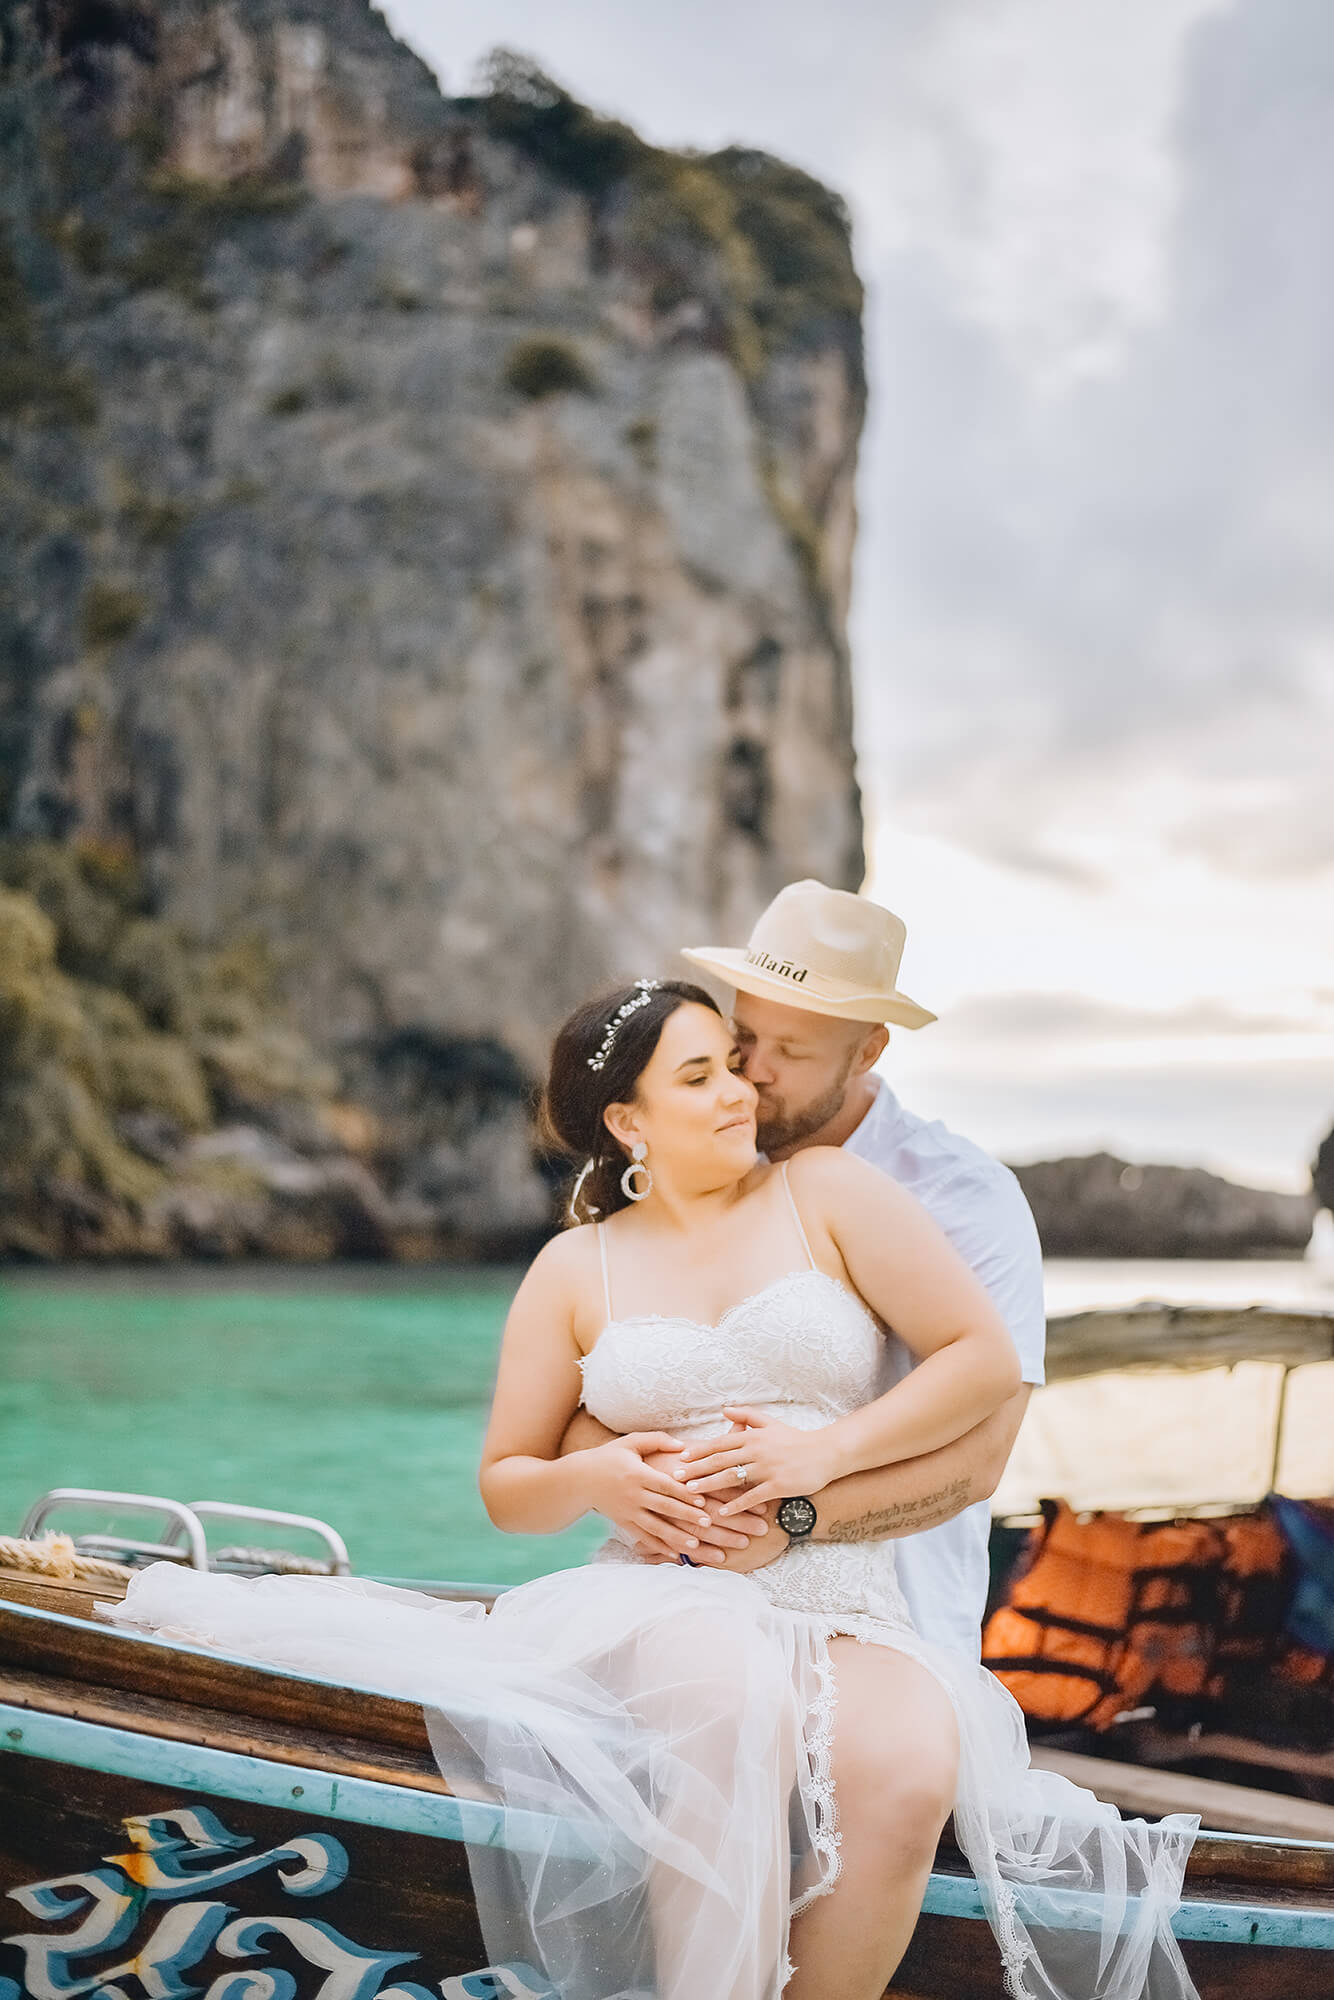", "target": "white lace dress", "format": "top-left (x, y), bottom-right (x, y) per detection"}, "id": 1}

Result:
top-left (107, 1205), bottom-right (1200, 2000)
